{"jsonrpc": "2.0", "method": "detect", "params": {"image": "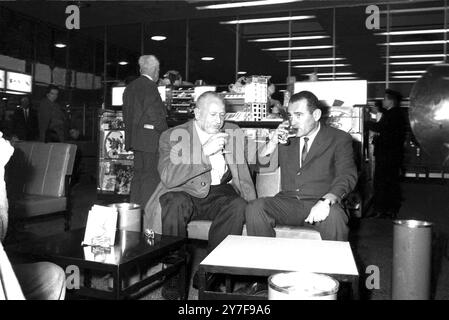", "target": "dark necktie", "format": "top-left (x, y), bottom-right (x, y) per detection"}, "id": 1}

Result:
top-left (301, 137), bottom-right (309, 167)
top-left (24, 109), bottom-right (28, 122)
